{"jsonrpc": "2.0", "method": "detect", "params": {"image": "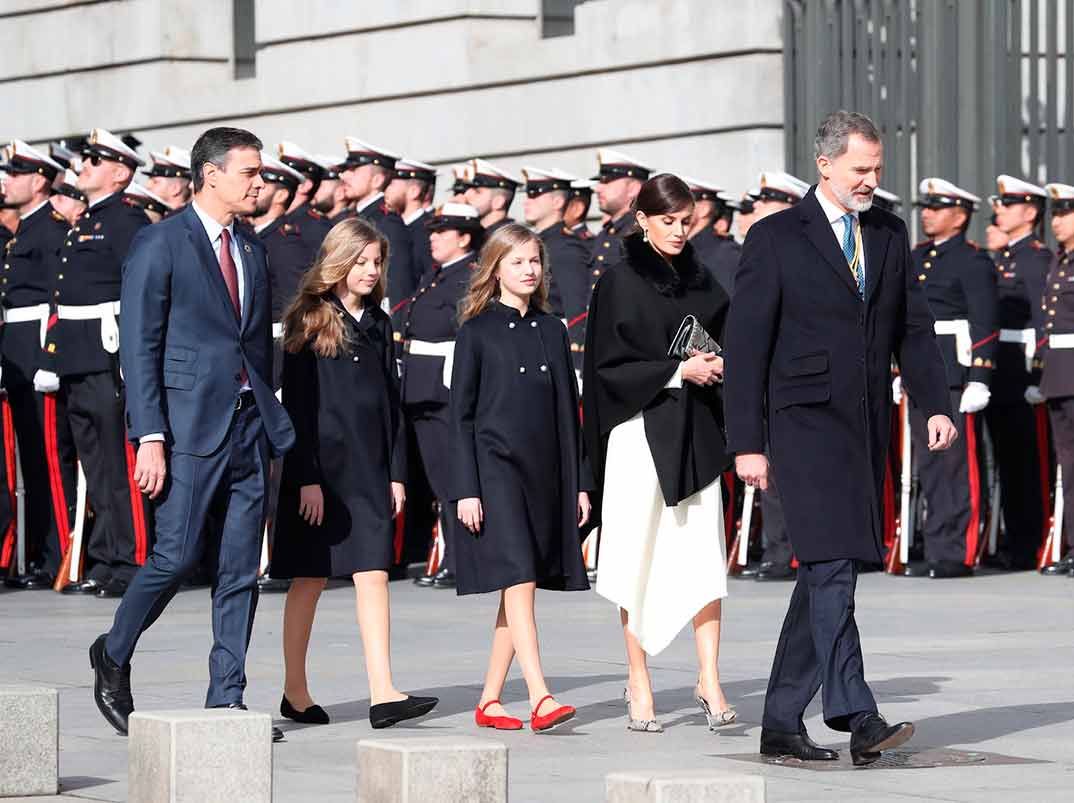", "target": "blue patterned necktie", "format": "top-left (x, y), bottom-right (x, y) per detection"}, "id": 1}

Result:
top-left (841, 213), bottom-right (864, 299)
